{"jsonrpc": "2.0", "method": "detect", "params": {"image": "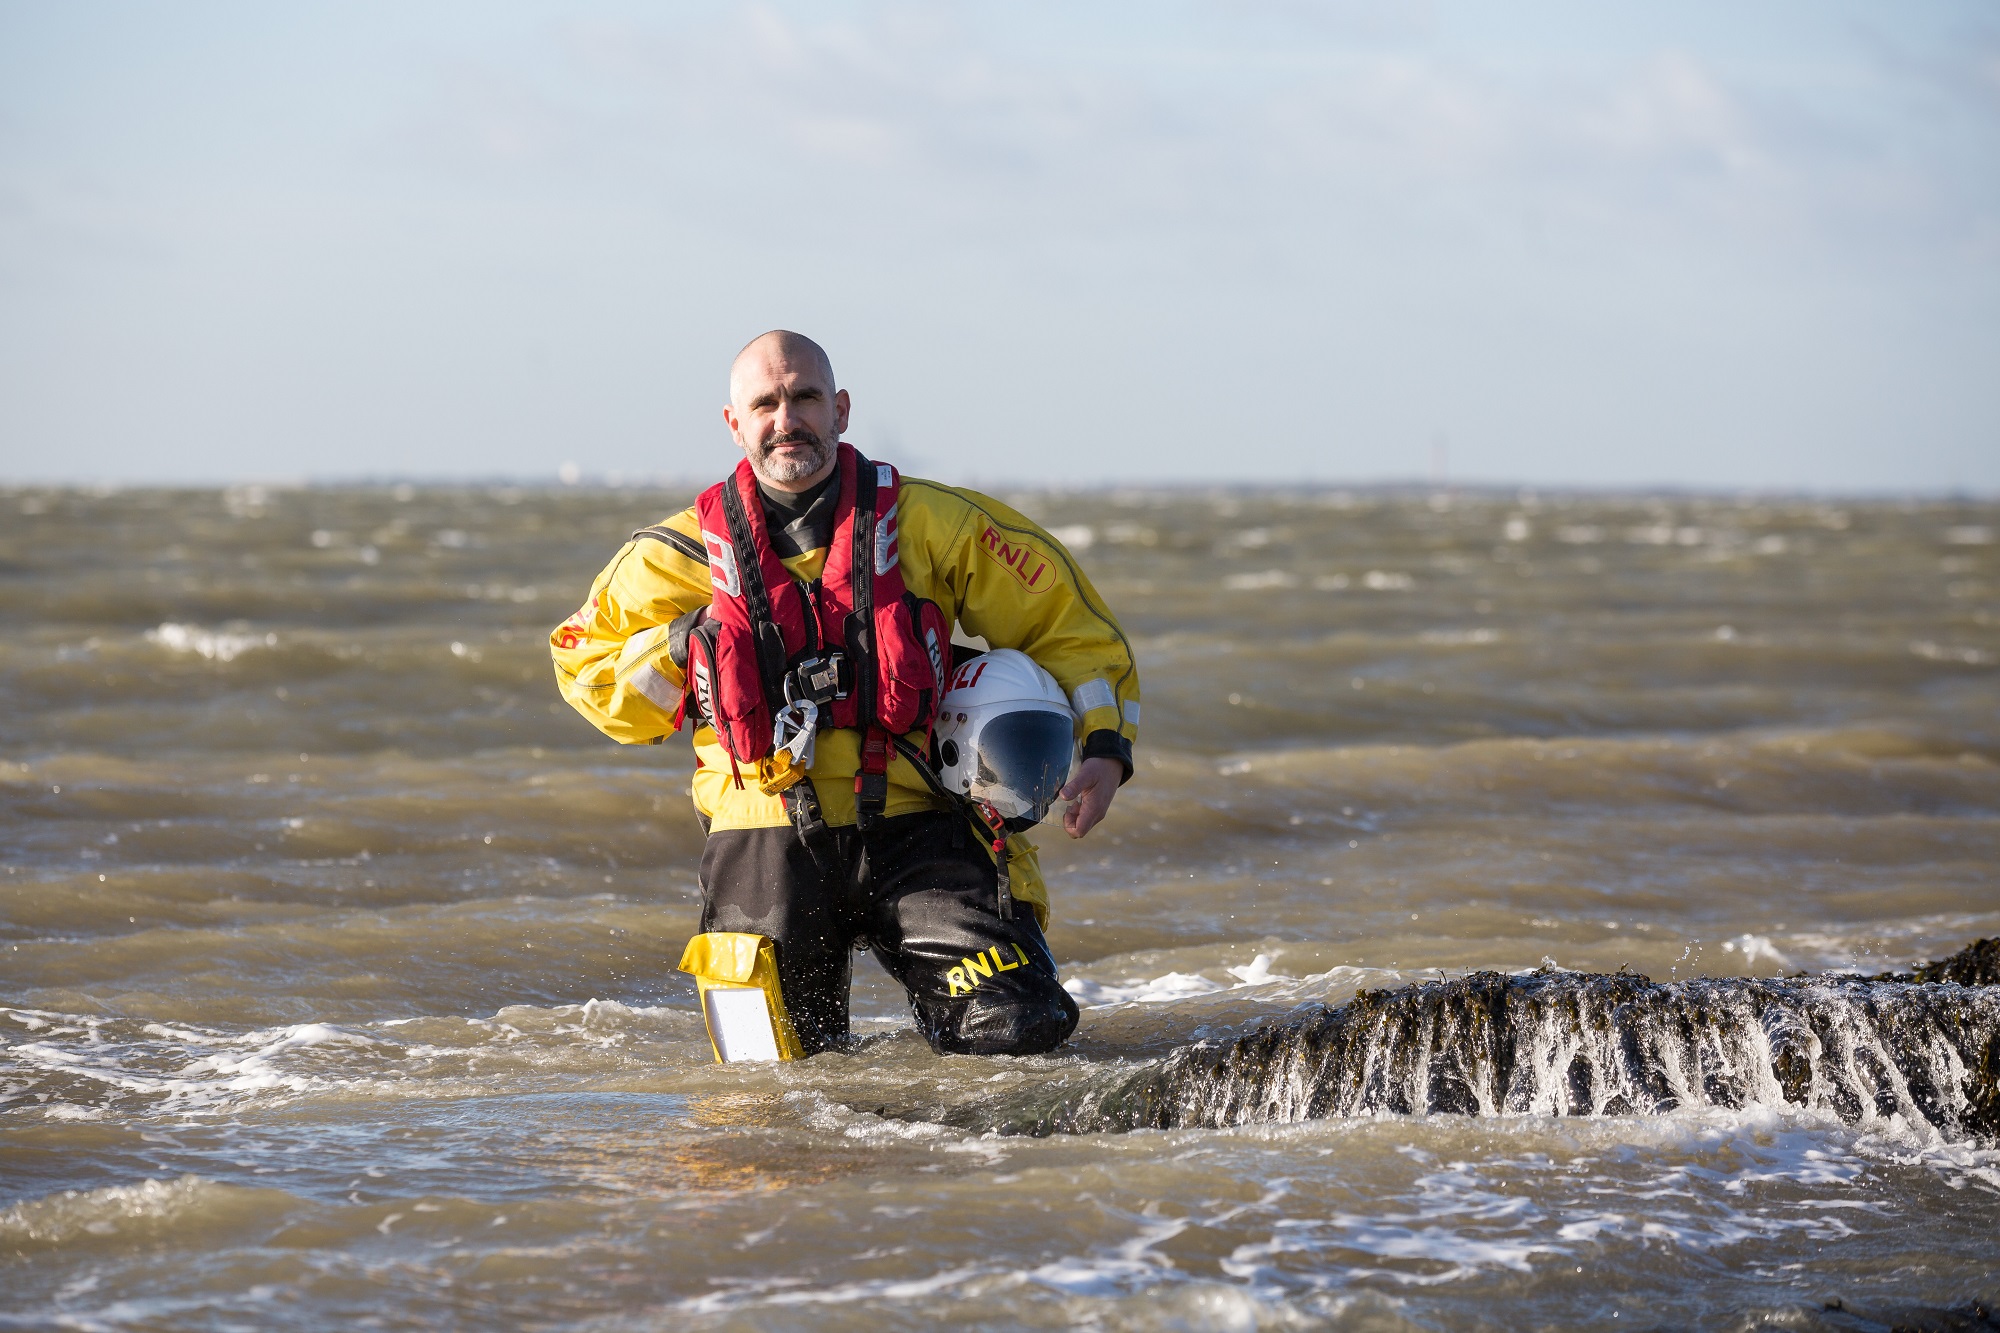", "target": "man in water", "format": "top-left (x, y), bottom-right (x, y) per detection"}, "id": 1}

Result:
top-left (552, 331), bottom-right (1139, 1056)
